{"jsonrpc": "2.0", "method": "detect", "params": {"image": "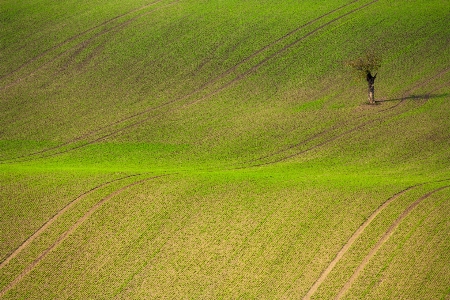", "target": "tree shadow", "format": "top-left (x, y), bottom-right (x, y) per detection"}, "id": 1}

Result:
top-left (377, 93), bottom-right (449, 103)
